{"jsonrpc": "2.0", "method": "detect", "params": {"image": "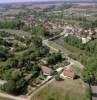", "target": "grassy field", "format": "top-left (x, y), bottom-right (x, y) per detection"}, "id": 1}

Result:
top-left (32, 79), bottom-right (90, 100)
top-left (48, 41), bottom-right (71, 56)
top-left (51, 37), bottom-right (94, 59)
